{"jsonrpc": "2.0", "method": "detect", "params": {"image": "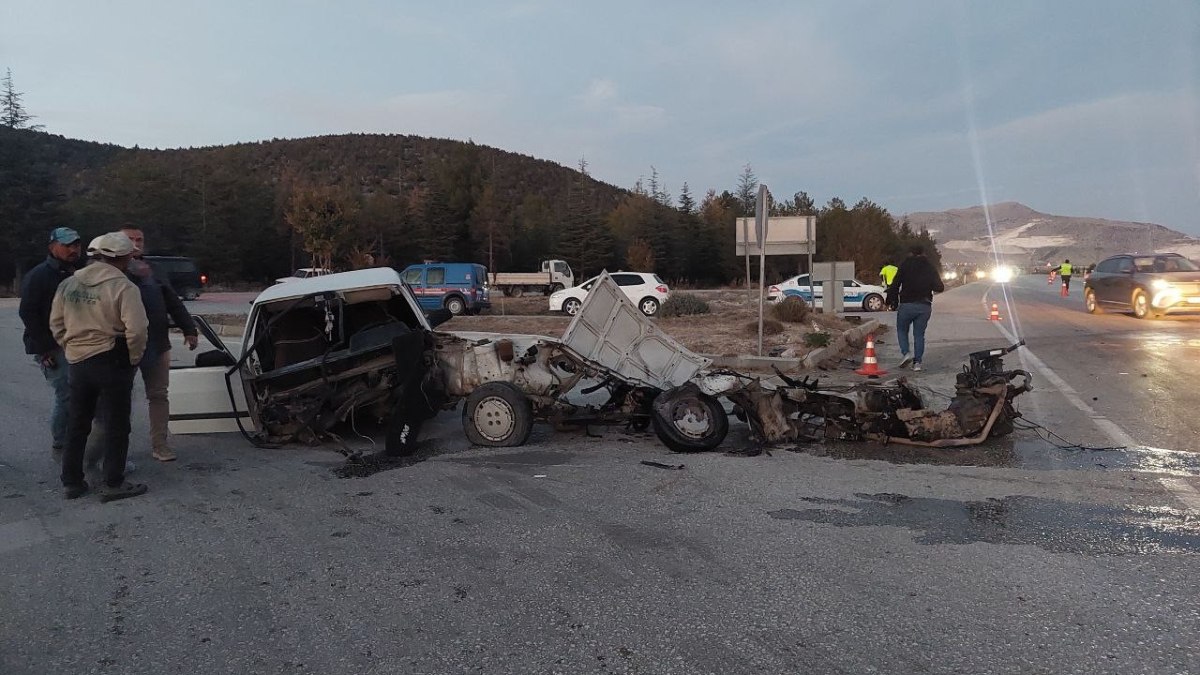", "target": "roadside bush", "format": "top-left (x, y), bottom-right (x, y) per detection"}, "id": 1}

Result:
top-left (803, 331), bottom-right (832, 348)
top-left (771, 296), bottom-right (811, 323)
top-left (659, 293), bottom-right (711, 317)
top-left (742, 319), bottom-right (784, 336)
